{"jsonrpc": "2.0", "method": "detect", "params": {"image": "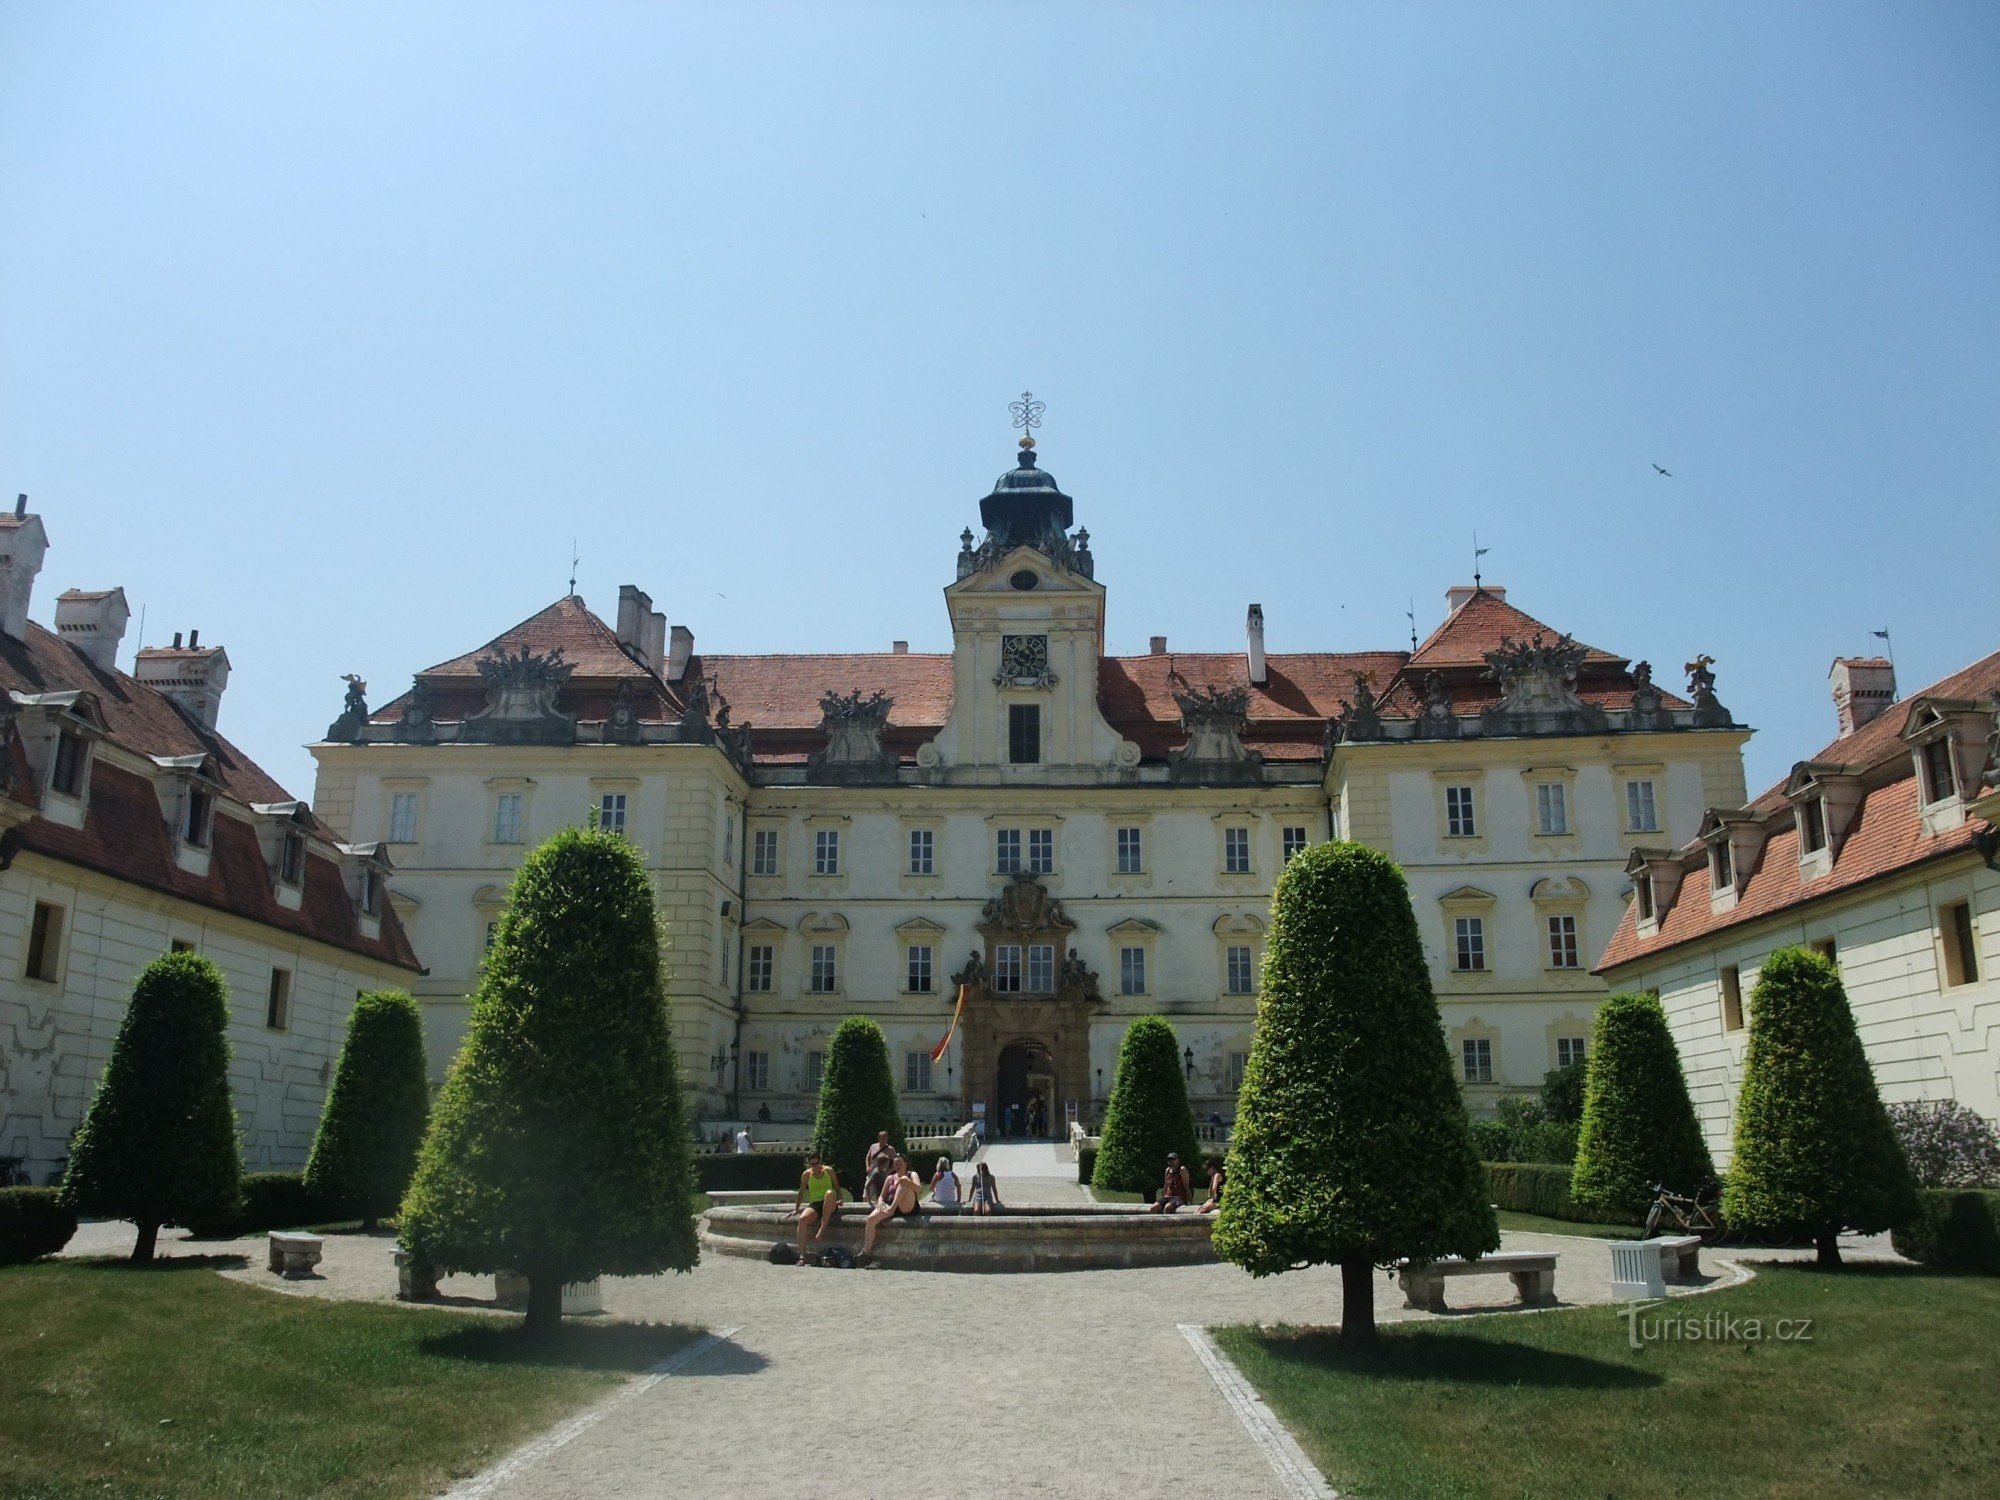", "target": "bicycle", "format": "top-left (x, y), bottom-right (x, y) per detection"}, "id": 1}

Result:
top-left (1643, 1180), bottom-right (1726, 1244)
